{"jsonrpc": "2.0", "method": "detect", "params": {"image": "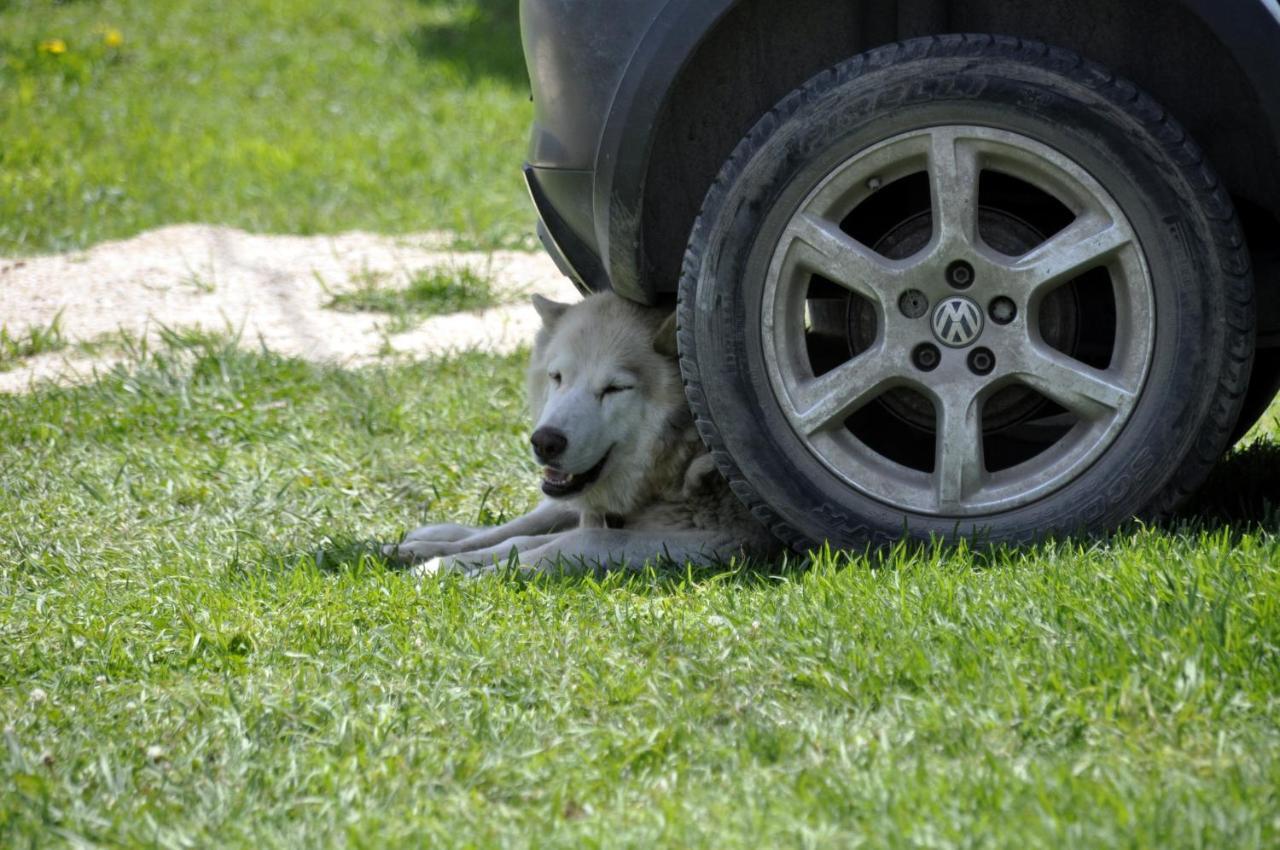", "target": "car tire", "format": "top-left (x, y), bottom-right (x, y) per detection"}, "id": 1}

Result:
top-left (677, 34), bottom-right (1254, 549)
